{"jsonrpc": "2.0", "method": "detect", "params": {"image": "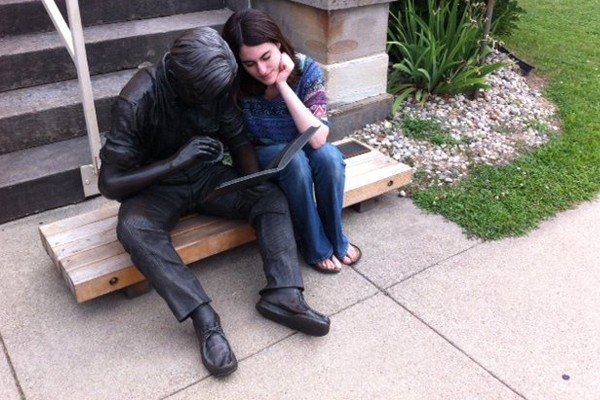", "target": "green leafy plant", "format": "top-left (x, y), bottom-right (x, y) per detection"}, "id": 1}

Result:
top-left (389, 0), bottom-right (525, 39)
top-left (485, 0), bottom-right (525, 37)
top-left (411, 0), bottom-right (600, 240)
top-left (387, 0), bottom-right (510, 112)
